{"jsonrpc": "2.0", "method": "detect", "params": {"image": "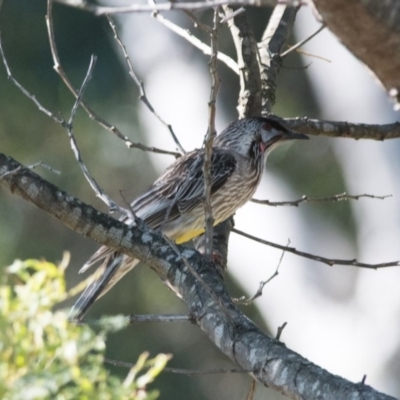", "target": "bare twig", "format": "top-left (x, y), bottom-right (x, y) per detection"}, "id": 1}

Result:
top-left (81, 314), bottom-right (191, 325)
top-left (0, 161), bottom-right (61, 180)
top-left (106, 13), bottom-right (185, 154)
top-left (246, 379), bottom-right (257, 400)
top-left (283, 117), bottom-right (400, 140)
top-left (183, 10), bottom-right (212, 33)
top-left (1, 25), bottom-right (149, 216)
top-left (233, 228), bottom-right (400, 269)
top-left (45, 0), bottom-right (179, 157)
top-left (64, 56), bottom-right (129, 215)
top-left (295, 48), bottom-right (331, 63)
top-left (105, 358), bottom-right (250, 375)
top-left (275, 321), bottom-right (287, 341)
top-left (152, 10), bottom-right (239, 74)
top-left (54, 0), bottom-right (302, 15)
top-left (220, 7), bottom-right (245, 23)
top-left (203, 8), bottom-right (221, 258)
top-left (234, 240), bottom-right (287, 305)
top-left (280, 24), bottom-right (325, 57)
top-left (0, 32), bottom-right (64, 126)
top-left (26, 161), bottom-right (61, 175)
top-left (251, 192), bottom-right (392, 207)
top-left (129, 314), bottom-right (191, 323)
